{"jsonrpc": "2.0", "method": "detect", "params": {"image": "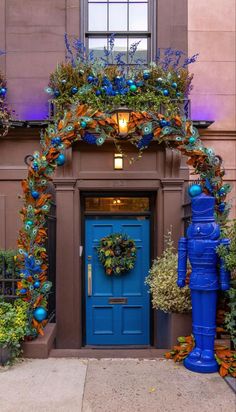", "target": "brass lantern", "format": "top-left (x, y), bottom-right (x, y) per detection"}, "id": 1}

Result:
top-left (111, 107), bottom-right (132, 137)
